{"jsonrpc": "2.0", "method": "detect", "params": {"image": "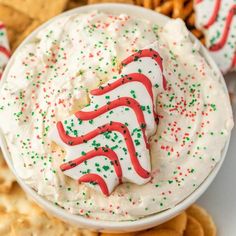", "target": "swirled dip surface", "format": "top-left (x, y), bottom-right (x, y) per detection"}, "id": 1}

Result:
top-left (0, 11), bottom-right (233, 221)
